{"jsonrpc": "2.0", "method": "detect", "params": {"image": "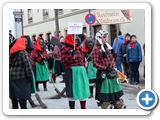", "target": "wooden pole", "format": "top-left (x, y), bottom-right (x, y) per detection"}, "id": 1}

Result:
top-left (110, 24), bottom-right (119, 68)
